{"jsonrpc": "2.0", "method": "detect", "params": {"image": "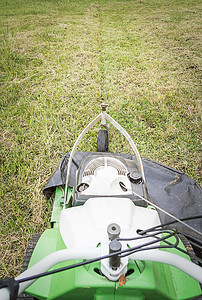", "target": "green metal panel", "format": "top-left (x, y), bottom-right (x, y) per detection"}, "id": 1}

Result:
top-left (25, 187), bottom-right (201, 299)
top-left (50, 186), bottom-right (73, 227)
top-left (25, 228), bottom-right (201, 299)
top-left (25, 228), bottom-right (116, 299)
top-left (25, 229), bottom-right (66, 299)
top-left (160, 236), bottom-right (202, 299)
